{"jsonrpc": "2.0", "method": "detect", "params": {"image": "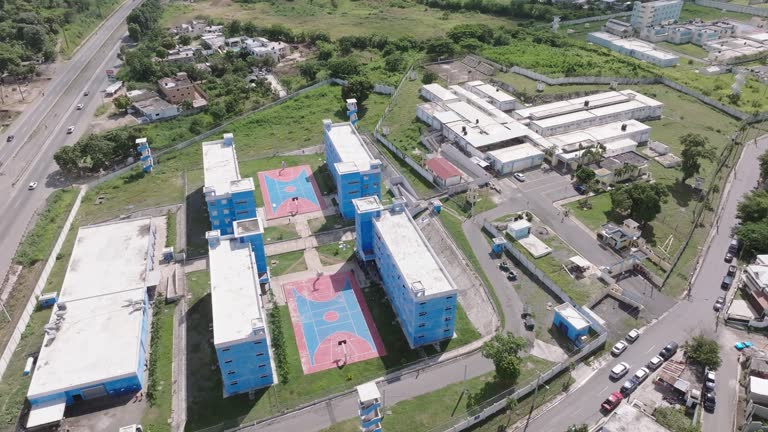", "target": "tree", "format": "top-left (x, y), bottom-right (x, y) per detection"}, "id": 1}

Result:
top-left (609, 182), bottom-right (669, 225)
top-left (421, 69), bottom-right (438, 85)
top-left (737, 191), bottom-right (768, 224)
top-left (566, 425), bottom-right (589, 432)
top-left (680, 133), bottom-right (716, 184)
top-left (180, 99), bottom-right (194, 112)
top-left (384, 53), bottom-right (405, 72)
top-left (574, 167), bottom-right (595, 186)
top-left (317, 42), bottom-right (335, 61)
top-left (53, 145), bottom-right (82, 176)
top-left (341, 76), bottom-right (373, 105)
top-left (326, 57), bottom-right (361, 80)
top-left (480, 332), bottom-right (527, 383)
top-left (446, 23), bottom-right (494, 45)
top-left (759, 149), bottom-right (768, 182)
top-left (113, 95), bottom-right (131, 112)
top-left (684, 334), bottom-right (721, 371)
top-left (155, 47), bottom-right (168, 59)
top-left (736, 221), bottom-right (768, 259)
top-left (128, 23), bottom-right (141, 42)
top-left (298, 61), bottom-right (319, 82)
top-left (177, 34), bottom-right (192, 46)
top-left (424, 37), bottom-right (456, 60)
